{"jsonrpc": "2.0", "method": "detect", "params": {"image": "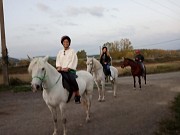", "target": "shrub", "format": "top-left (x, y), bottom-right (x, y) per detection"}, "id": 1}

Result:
top-left (9, 77), bottom-right (28, 86)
